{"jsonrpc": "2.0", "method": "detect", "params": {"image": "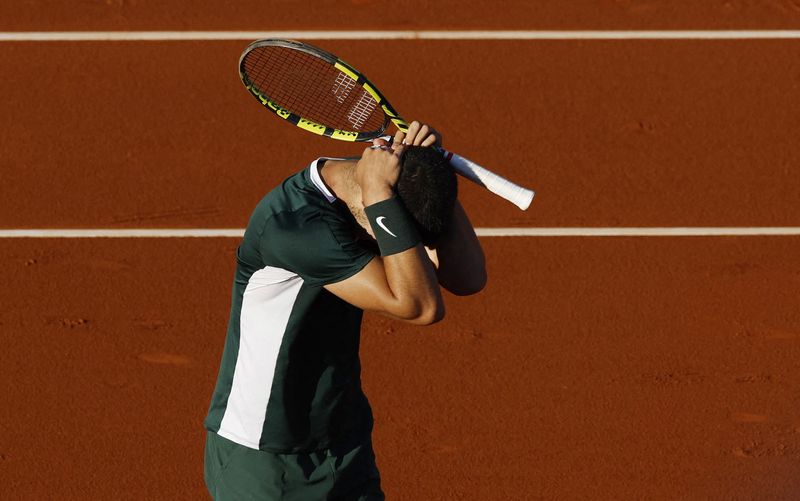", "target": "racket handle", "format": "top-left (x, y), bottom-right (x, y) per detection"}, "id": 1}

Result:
top-left (438, 148), bottom-right (535, 211)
